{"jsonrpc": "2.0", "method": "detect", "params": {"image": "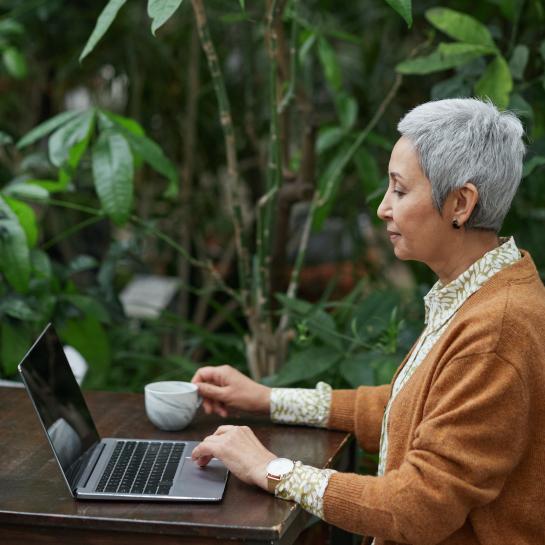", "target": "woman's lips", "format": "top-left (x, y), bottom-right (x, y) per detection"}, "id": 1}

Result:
top-left (387, 230), bottom-right (401, 241)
